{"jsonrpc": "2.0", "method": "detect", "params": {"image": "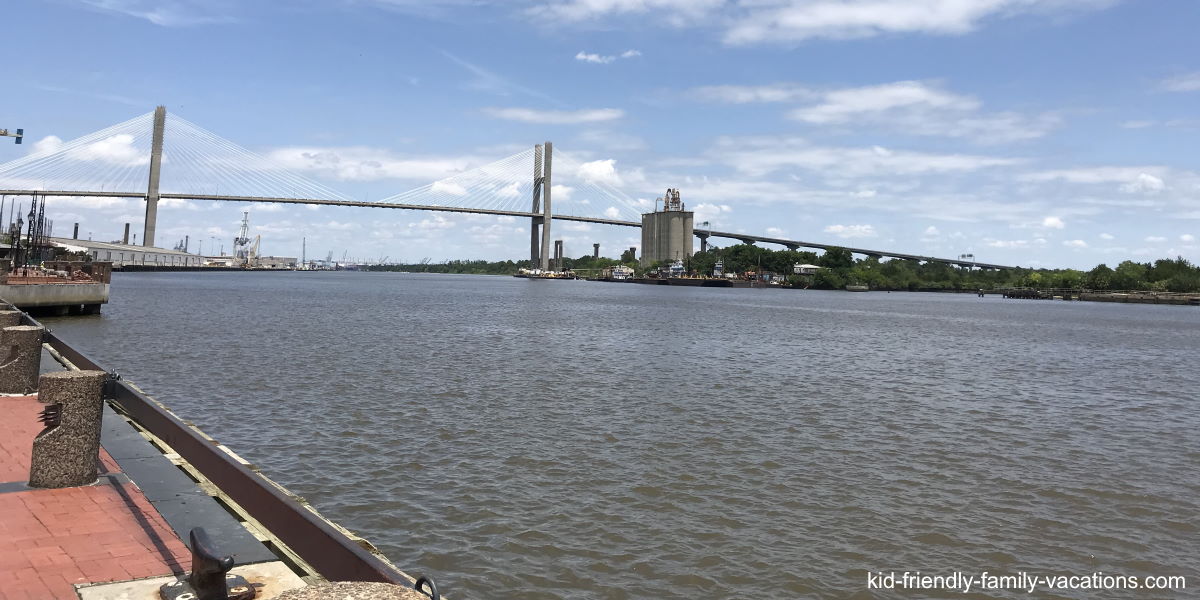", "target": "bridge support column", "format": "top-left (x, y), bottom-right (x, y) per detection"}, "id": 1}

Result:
top-left (143, 105), bottom-right (166, 248)
top-left (540, 142), bottom-right (552, 271)
top-left (529, 144), bottom-right (543, 268)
